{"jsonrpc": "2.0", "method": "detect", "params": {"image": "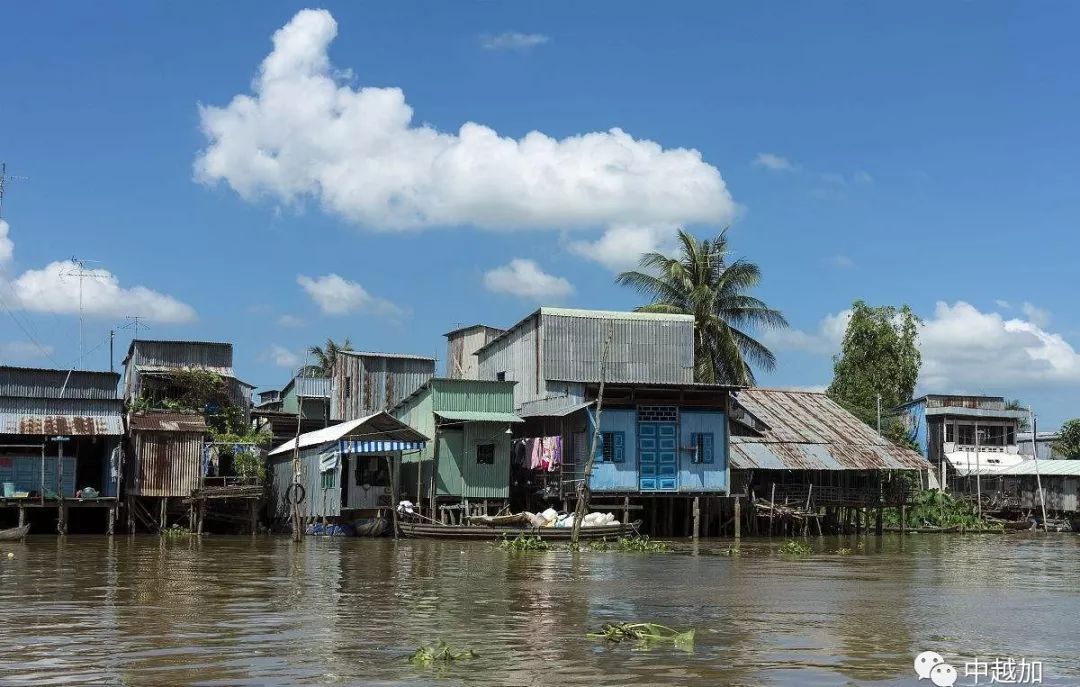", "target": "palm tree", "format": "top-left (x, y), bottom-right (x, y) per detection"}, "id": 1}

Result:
top-left (308, 337), bottom-right (354, 377)
top-left (616, 229), bottom-right (787, 386)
